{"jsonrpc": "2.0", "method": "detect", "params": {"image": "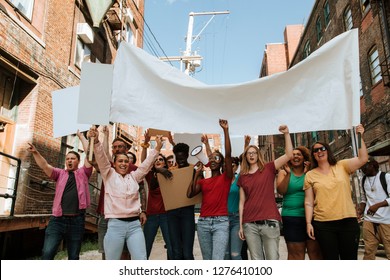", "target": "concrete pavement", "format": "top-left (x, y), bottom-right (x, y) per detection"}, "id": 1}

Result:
top-left (78, 231), bottom-right (387, 260)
